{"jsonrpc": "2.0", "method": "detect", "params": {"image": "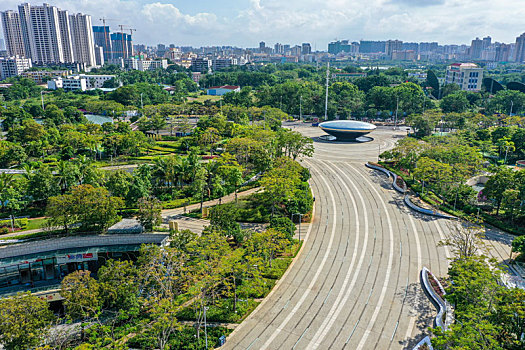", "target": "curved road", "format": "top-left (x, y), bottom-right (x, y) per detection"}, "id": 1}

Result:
top-left (224, 124), bottom-right (453, 349)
